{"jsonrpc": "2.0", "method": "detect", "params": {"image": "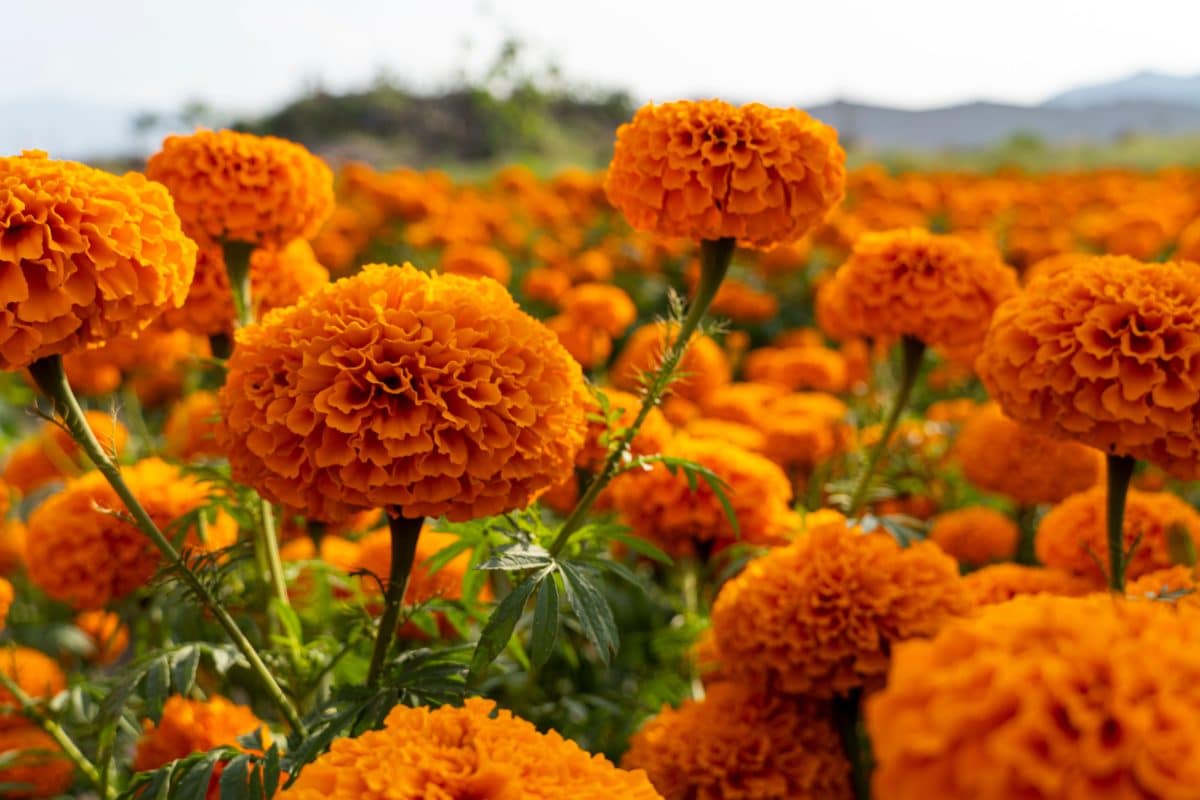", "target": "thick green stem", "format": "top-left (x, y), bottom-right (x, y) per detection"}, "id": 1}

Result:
top-left (259, 498), bottom-right (290, 611)
top-left (27, 355), bottom-right (307, 736)
top-left (222, 239), bottom-right (257, 329)
top-left (549, 237), bottom-right (735, 556)
top-left (0, 661), bottom-right (117, 800)
top-left (833, 689), bottom-right (871, 800)
top-left (680, 558), bottom-right (705, 701)
top-left (1016, 505), bottom-right (1039, 565)
top-left (847, 336), bottom-right (927, 516)
top-left (366, 511), bottom-right (424, 688)
top-left (1106, 454), bottom-right (1137, 592)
